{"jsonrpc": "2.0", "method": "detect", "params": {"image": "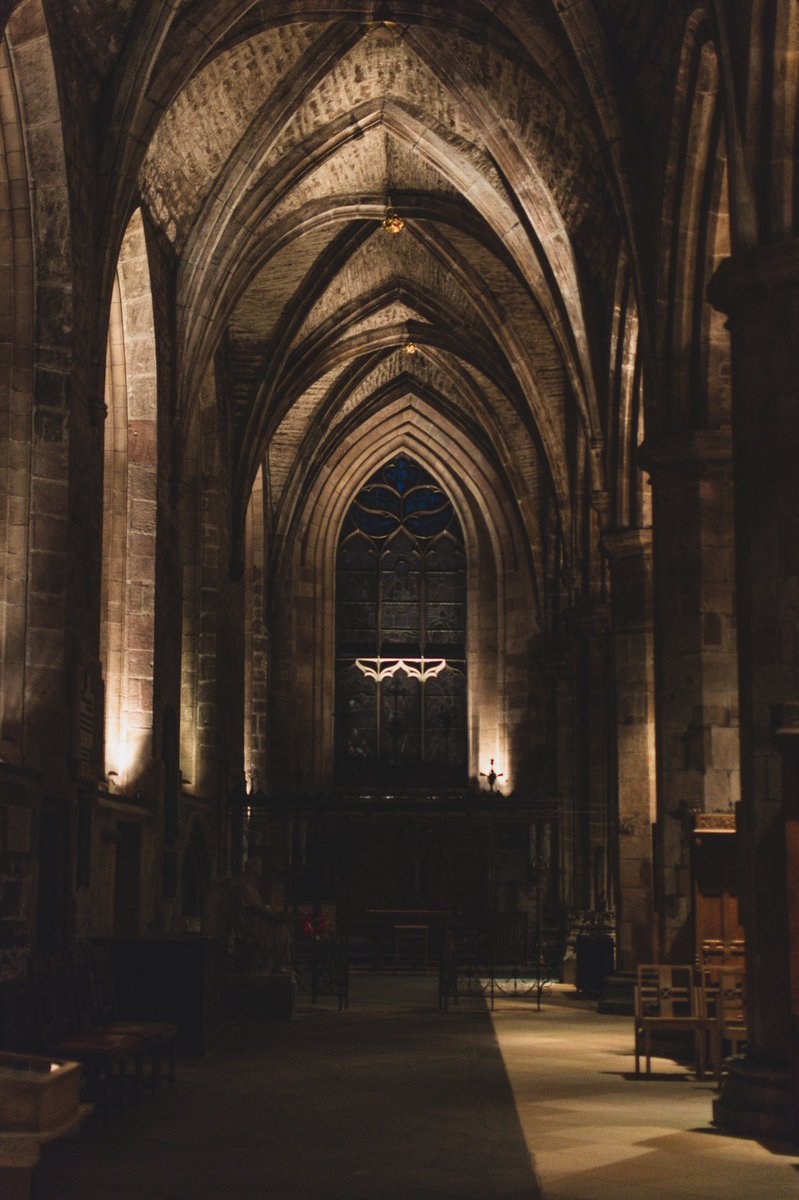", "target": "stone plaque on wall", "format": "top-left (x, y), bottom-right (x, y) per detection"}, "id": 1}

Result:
top-left (71, 662), bottom-right (104, 780)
